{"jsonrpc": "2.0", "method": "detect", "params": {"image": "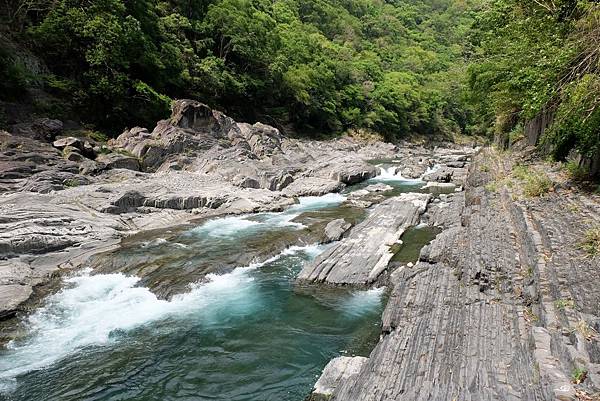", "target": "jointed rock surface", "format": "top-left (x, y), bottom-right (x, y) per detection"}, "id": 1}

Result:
top-left (319, 150), bottom-right (600, 401)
